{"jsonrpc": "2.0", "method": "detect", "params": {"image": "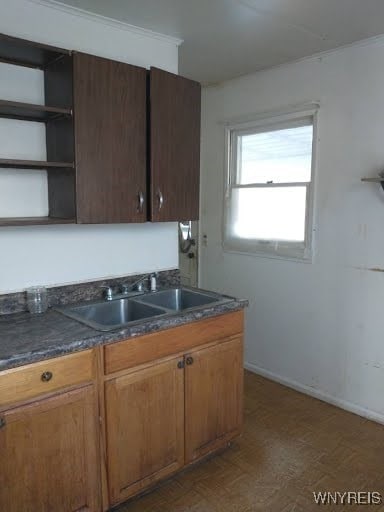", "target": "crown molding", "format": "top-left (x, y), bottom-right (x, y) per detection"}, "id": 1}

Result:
top-left (273, 32), bottom-right (384, 71)
top-left (26, 0), bottom-right (183, 46)
top-left (204, 32), bottom-right (384, 87)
